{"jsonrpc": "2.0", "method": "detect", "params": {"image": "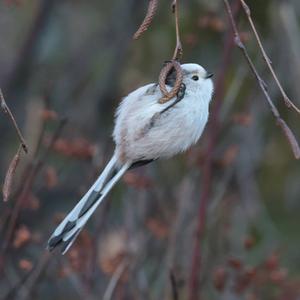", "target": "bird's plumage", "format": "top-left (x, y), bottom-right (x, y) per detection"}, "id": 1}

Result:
top-left (47, 63), bottom-right (214, 253)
